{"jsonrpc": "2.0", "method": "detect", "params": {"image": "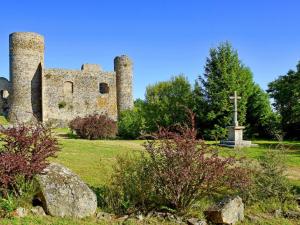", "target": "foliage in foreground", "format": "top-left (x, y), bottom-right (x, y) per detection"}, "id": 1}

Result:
top-left (0, 123), bottom-right (59, 197)
top-left (105, 114), bottom-right (250, 214)
top-left (241, 147), bottom-right (294, 206)
top-left (69, 114), bottom-right (117, 140)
